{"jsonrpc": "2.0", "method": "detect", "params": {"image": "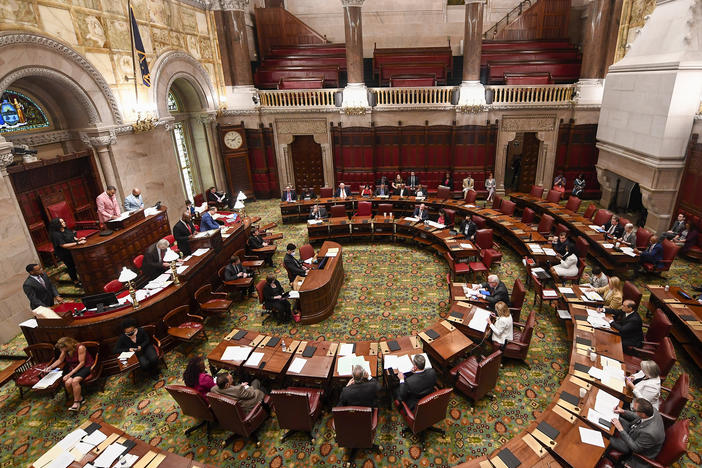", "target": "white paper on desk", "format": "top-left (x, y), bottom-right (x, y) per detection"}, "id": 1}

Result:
top-left (396, 354), bottom-right (414, 374)
top-left (585, 291), bottom-right (604, 302)
top-left (125, 289), bottom-right (149, 304)
top-left (246, 352), bottom-right (264, 367)
top-left (602, 243), bottom-right (614, 249)
top-left (288, 357), bottom-right (307, 374)
top-left (144, 207), bottom-right (160, 217)
top-left (586, 408), bottom-right (611, 431)
top-left (404, 217), bottom-right (420, 222)
top-left (622, 249), bottom-right (636, 257)
top-left (221, 346), bottom-right (252, 362)
top-left (72, 441), bottom-right (96, 456)
top-left (46, 449), bottom-right (75, 468)
top-left (193, 231), bottom-right (209, 238)
top-left (532, 267), bottom-right (546, 273)
top-left (336, 355), bottom-right (354, 376)
top-left (192, 248), bottom-right (209, 256)
top-left (93, 442), bottom-right (126, 468)
top-left (543, 290), bottom-right (558, 298)
top-left (579, 426), bottom-right (605, 447)
top-left (600, 356), bottom-right (622, 368)
top-left (602, 365), bottom-right (626, 381)
top-left (594, 390), bottom-right (621, 420)
top-left (588, 316), bottom-right (611, 329)
top-left (19, 318), bottom-right (38, 328)
top-left (57, 428), bottom-right (87, 450)
top-left (118, 351), bottom-right (135, 360)
top-left (460, 243), bottom-right (473, 249)
top-left (557, 309), bottom-right (572, 319)
top-left (588, 367), bottom-right (604, 380)
top-left (176, 265), bottom-right (189, 274)
top-left (33, 369), bottom-right (63, 389)
top-left (182, 255), bottom-right (193, 262)
top-left (464, 204), bottom-right (476, 208)
top-left (468, 308), bottom-right (491, 332)
top-left (338, 343), bottom-right (354, 356)
top-left (426, 221), bottom-right (445, 229)
top-left (325, 252), bottom-right (337, 257)
top-left (81, 429), bottom-right (107, 446)
top-left (307, 219), bottom-right (324, 225)
top-left (383, 354), bottom-right (398, 370)
top-left (631, 370), bottom-right (646, 380)
top-left (589, 225), bottom-right (605, 232)
top-left (287, 290), bottom-right (300, 299)
top-left (155, 273), bottom-right (171, 283)
top-left (303, 257), bottom-right (314, 264)
top-left (543, 248), bottom-right (557, 256)
top-left (558, 287), bottom-right (575, 294)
